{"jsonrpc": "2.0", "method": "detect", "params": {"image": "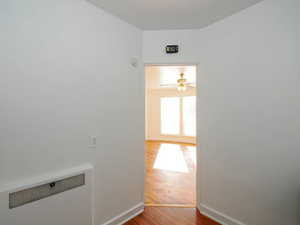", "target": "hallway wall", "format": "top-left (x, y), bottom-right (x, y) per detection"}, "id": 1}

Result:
top-left (0, 0), bottom-right (144, 224)
top-left (143, 0), bottom-right (300, 224)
